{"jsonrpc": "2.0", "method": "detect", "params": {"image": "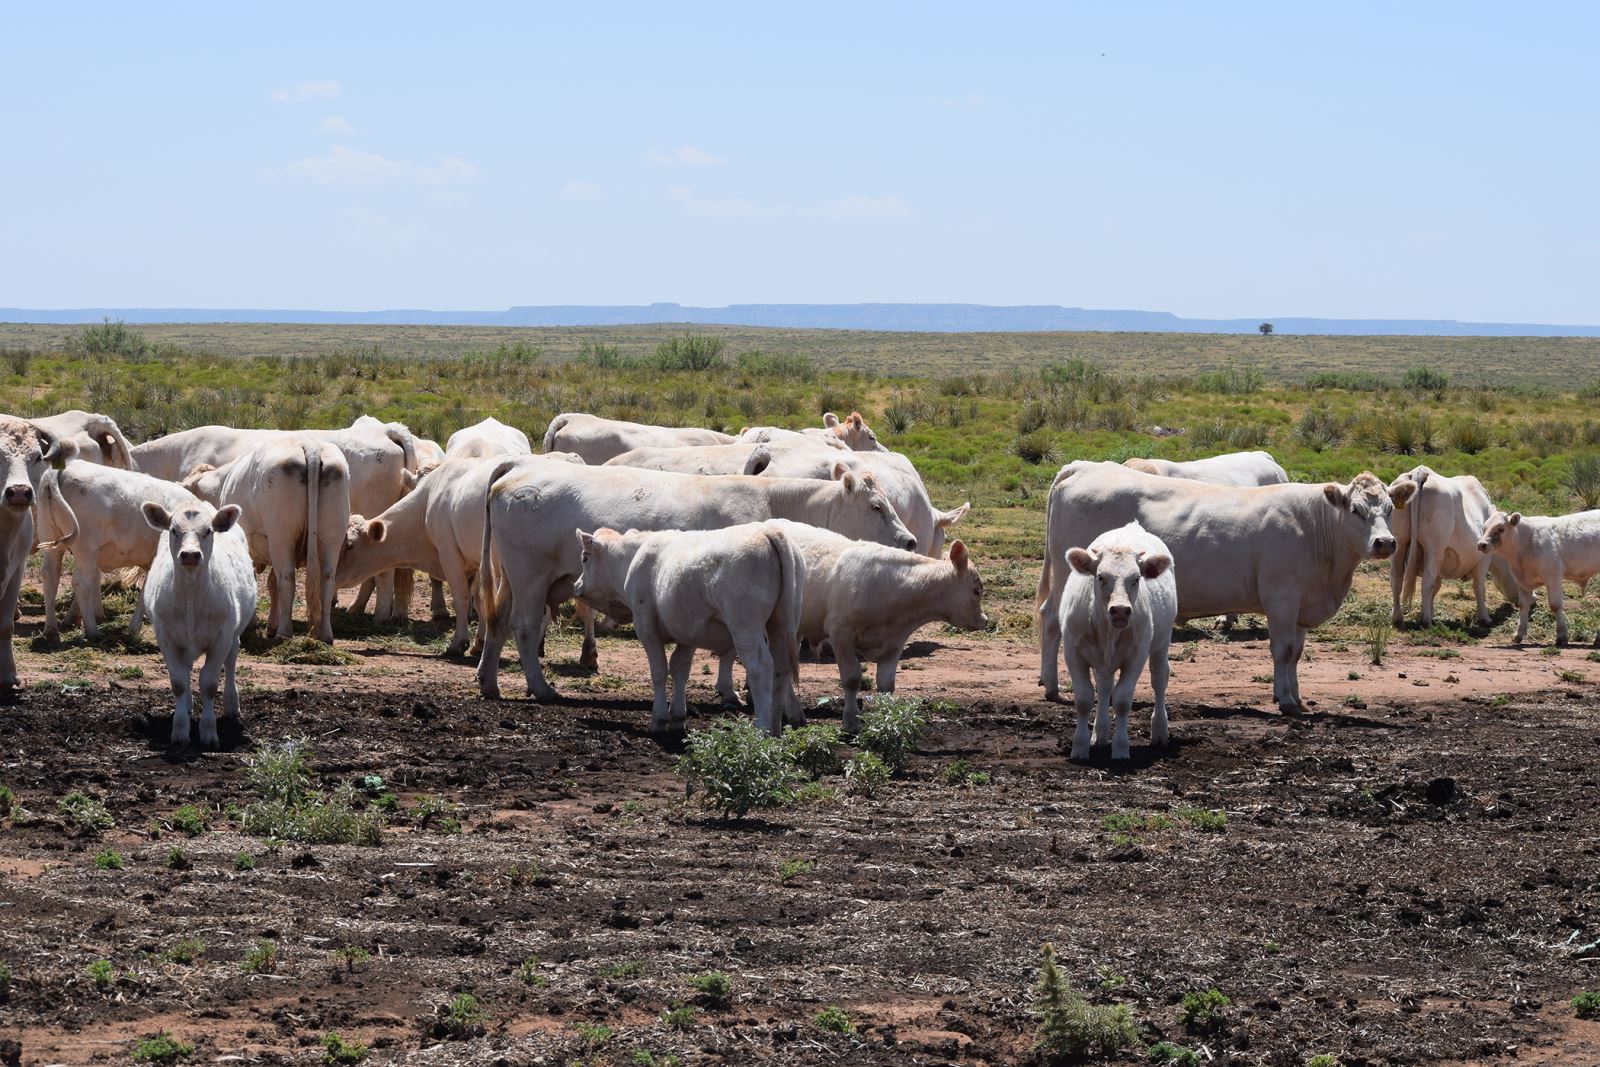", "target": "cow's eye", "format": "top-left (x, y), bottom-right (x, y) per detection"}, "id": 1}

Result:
top-left (872, 503), bottom-right (881, 512)
top-left (580, 551), bottom-right (589, 562)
